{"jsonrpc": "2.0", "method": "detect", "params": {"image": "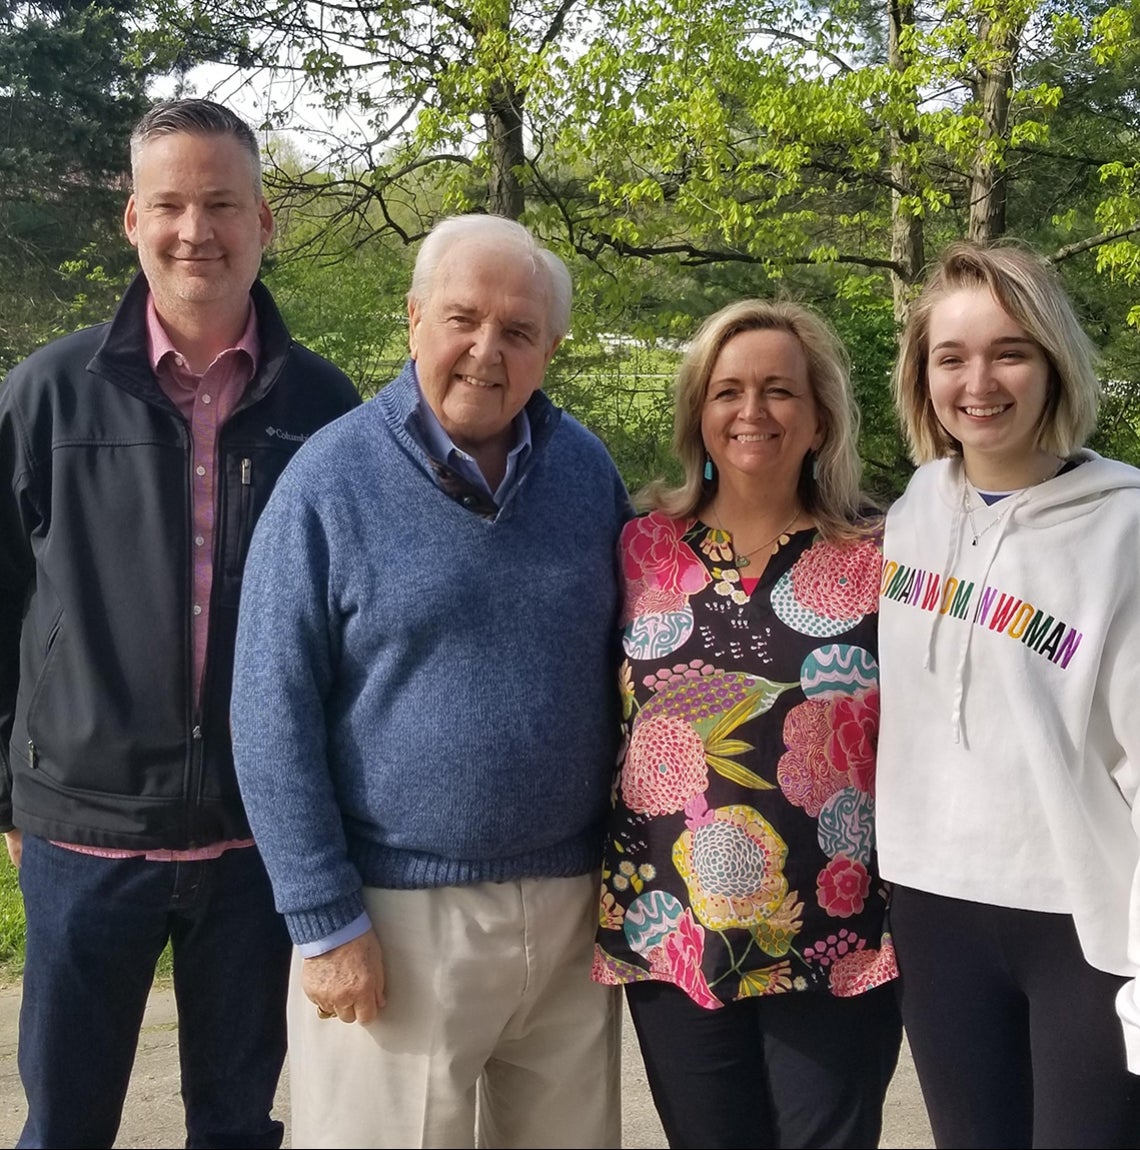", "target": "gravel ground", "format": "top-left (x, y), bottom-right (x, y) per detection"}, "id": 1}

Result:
top-left (0, 979), bottom-right (933, 1148)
